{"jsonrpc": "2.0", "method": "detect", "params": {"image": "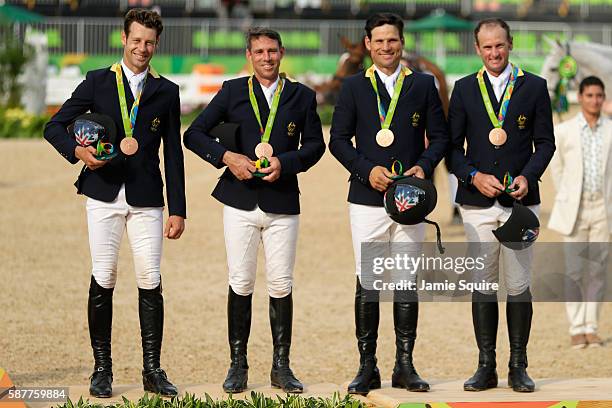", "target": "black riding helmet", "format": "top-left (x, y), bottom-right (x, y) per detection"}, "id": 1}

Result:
top-left (384, 177), bottom-right (444, 253)
top-left (69, 113), bottom-right (118, 161)
top-left (493, 202), bottom-right (540, 250)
